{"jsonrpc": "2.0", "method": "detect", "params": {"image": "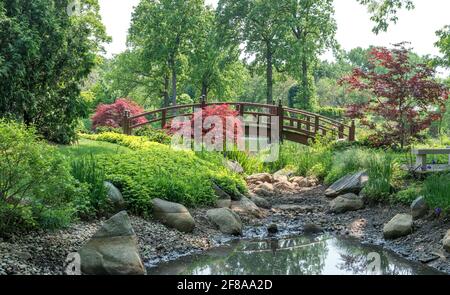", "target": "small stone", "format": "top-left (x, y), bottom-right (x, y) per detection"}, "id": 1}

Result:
top-left (410, 196), bottom-right (428, 220)
top-left (383, 214), bottom-right (413, 239)
top-left (303, 223), bottom-right (323, 234)
top-left (329, 193), bottom-right (364, 213)
top-left (443, 230), bottom-right (450, 252)
top-left (267, 224), bottom-right (278, 234)
top-left (246, 173), bottom-right (273, 184)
